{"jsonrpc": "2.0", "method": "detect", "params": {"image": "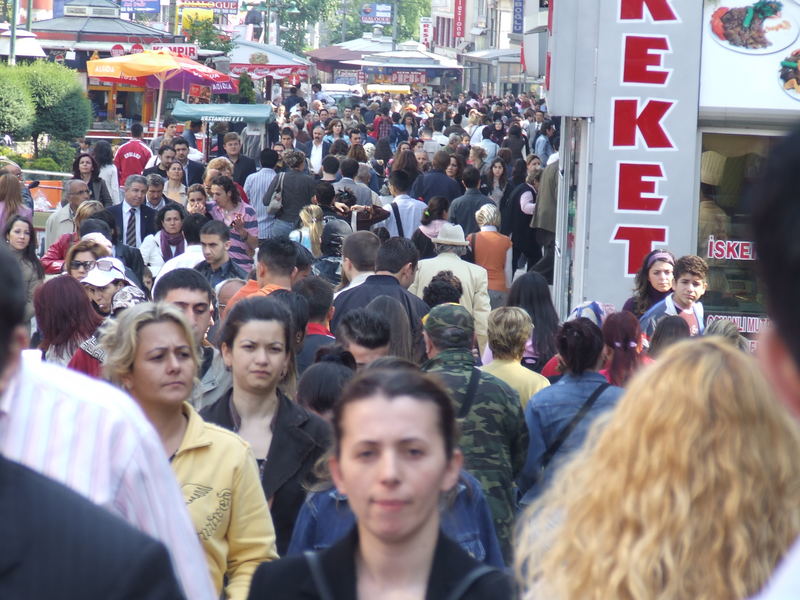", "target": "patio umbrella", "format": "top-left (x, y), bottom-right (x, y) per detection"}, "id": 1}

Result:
top-left (87, 49), bottom-right (236, 133)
